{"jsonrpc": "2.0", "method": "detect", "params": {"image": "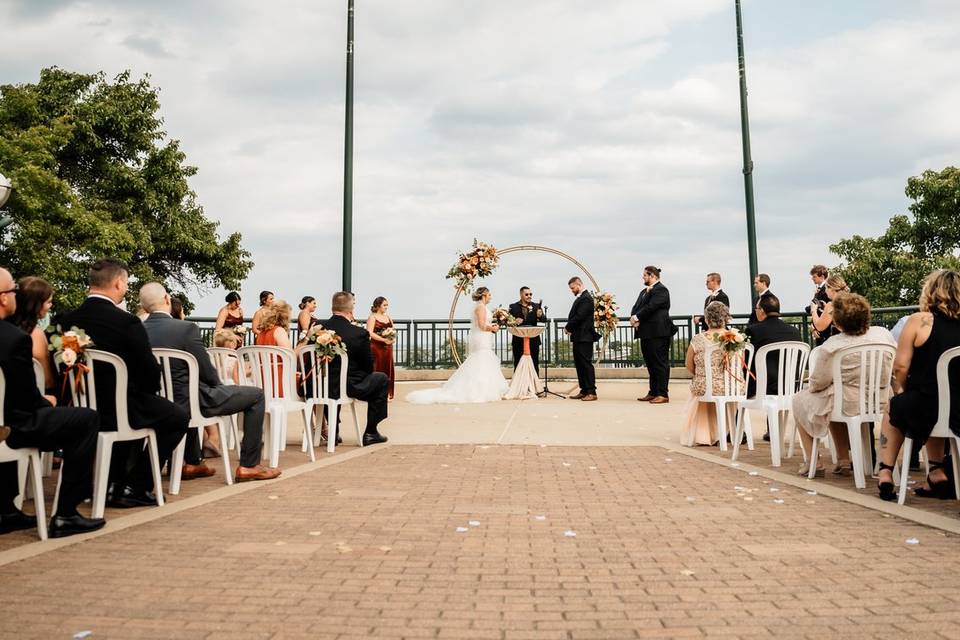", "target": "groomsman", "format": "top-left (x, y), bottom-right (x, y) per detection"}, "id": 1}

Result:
top-left (509, 286), bottom-right (543, 374)
top-left (748, 273), bottom-right (774, 325)
top-left (695, 273), bottom-right (730, 331)
top-left (630, 266), bottom-right (675, 404)
top-left (564, 277), bottom-right (599, 401)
